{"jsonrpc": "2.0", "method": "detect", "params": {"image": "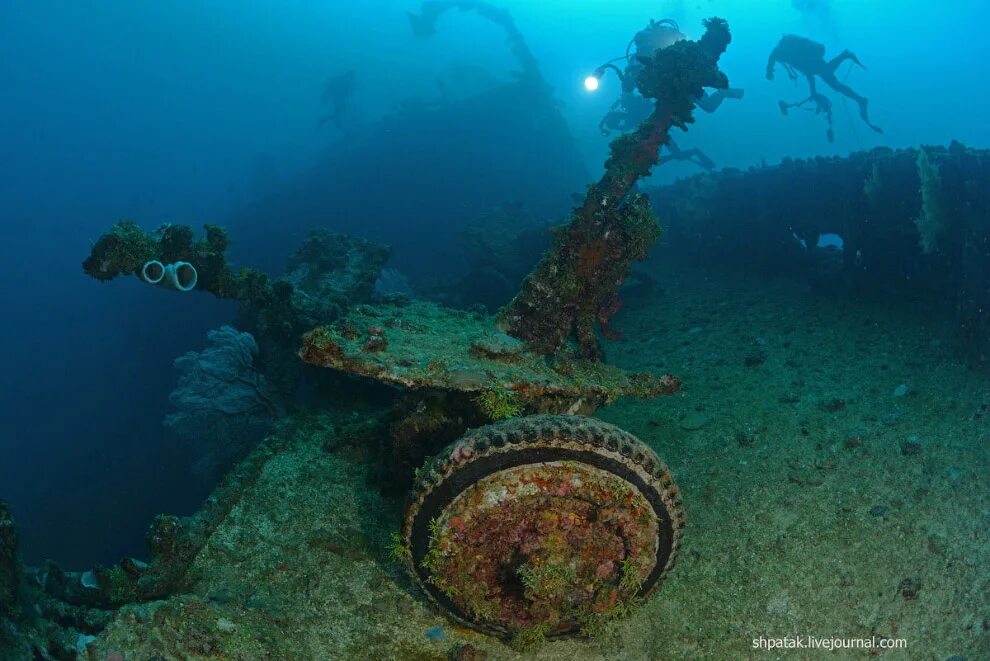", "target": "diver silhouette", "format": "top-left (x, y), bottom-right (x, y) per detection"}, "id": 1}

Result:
top-left (596, 19), bottom-right (744, 171)
top-left (766, 35), bottom-right (882, 142)
top-left (318, 70), bottom-right (357, 130)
